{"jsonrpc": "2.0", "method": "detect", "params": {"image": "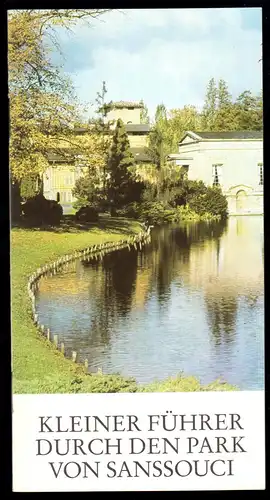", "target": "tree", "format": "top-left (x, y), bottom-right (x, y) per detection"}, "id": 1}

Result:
top-left (167, 105), bottom-right (202, 151)
top-left (155, 103), bottom-right (167, 124)
top-left (146, 103), bottom-right (173, 171)
top-left (217, 79), bottom-right (232, 109)
top-left (91, 81), bottom-right (114, 196)
top-left (8, 9), bottom-right (111, 221)
top-left (107, 119), bottom-right (135, 213)
top-left (139, 99), bottom-right (150, 124)
top-left (20, 174), bottom-right (40, 200)
top-left (214, 81), bottom-right (235, 131)
top-left (201, 78), bottom-right (217, 130)
top-left (235, 90), bottom-right (262, 130)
